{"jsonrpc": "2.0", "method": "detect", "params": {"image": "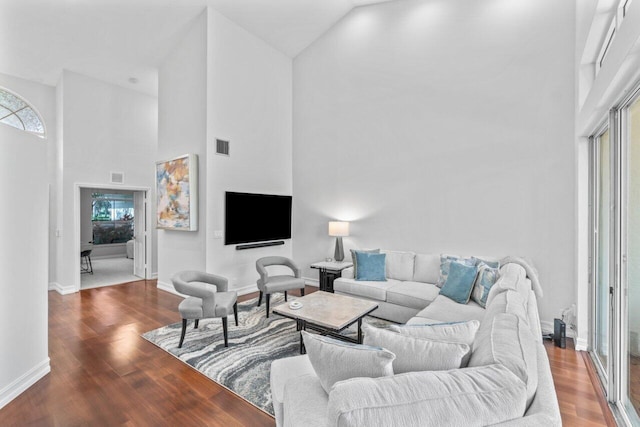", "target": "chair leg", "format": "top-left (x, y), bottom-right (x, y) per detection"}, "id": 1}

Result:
top-left (179, 319), bottom-right (187, 348)
top-left (301, 287), bottom-right (305, 297)
top-left (194, 319), bottom-right (199, 329)
top-left (284, 291), bottom-right (288, 302)
top-left (258, 291), bottom-right (263, 307)
top-left (233, 302), bottom-right (238, 326)
top-left (266, 293), bottom-right (271, 318)
top-left (222, 317), bottom-right (229, 347)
